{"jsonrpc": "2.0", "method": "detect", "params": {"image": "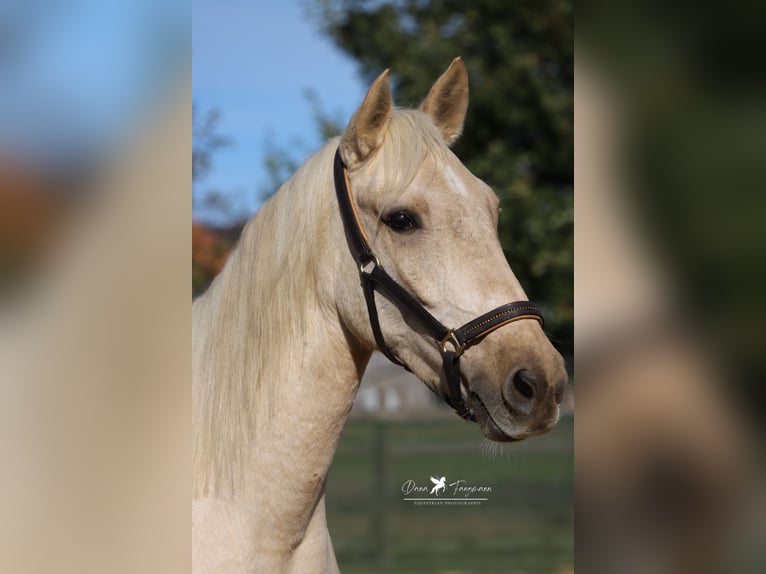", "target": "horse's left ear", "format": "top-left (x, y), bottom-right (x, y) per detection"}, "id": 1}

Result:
top-left (420, 57), bottom-right (469, 146)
